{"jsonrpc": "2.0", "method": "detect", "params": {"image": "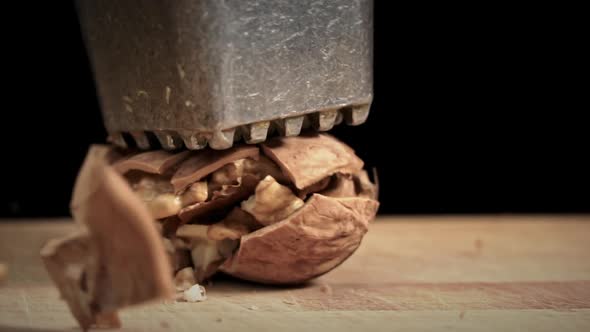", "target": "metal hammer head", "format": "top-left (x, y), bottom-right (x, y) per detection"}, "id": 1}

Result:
top-left (76, 0), bottom-right (373, 150)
